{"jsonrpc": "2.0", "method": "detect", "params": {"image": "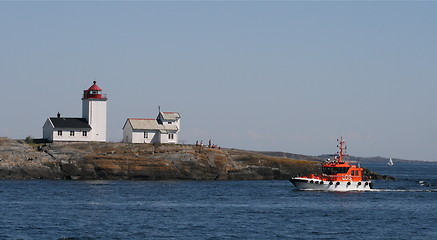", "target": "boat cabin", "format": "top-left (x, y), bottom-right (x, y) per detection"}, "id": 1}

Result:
top-left (321, 162), bottom-right (363, 182)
